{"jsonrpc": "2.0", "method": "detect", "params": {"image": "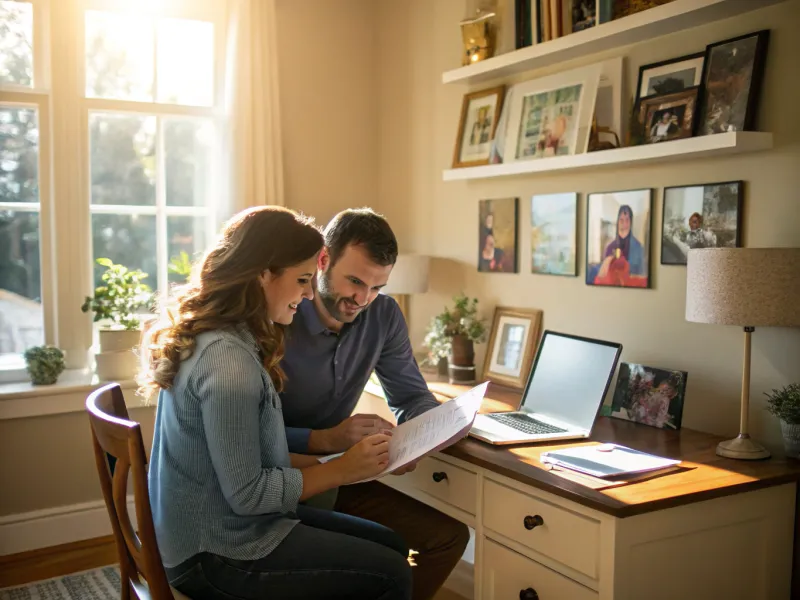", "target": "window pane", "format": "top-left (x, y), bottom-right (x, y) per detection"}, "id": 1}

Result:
top-left (167, 216), bottom-right (206, 285)
top-left (91, 213), bottom-right (156, 289)
top-left (0, 1), bottom-right (33, 87)
top-left (0, 210), bottom-right (43, 355)
top-left (1, 107), bottom-right (38, 204)
top-left (85, 10), bottom-right (154, 101)
top-left (157, 19), bottom-right (214, 106)
top-left (165, 118), bottom-right (213, 207)
top-left (90, 113), bottom-right (156, 206)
